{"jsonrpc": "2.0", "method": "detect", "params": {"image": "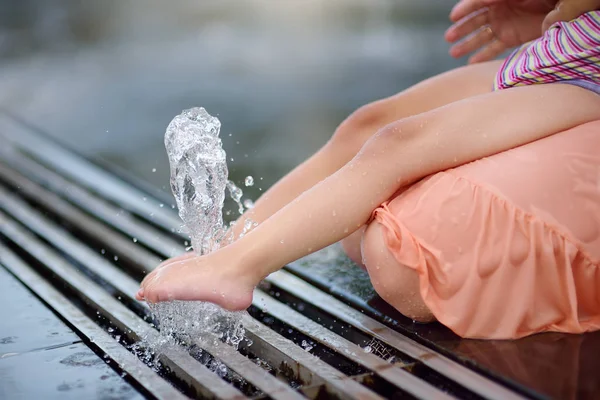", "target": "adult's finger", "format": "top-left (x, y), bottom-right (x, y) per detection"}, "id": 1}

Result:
top-left (445, 7), bottom-right (489, 43)
top-left (468, 38), bottom-right (507, 63)
top-left (449, 25), bottom-right (495, 58)
top-left (449, 0), bottom-right (502, 22)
